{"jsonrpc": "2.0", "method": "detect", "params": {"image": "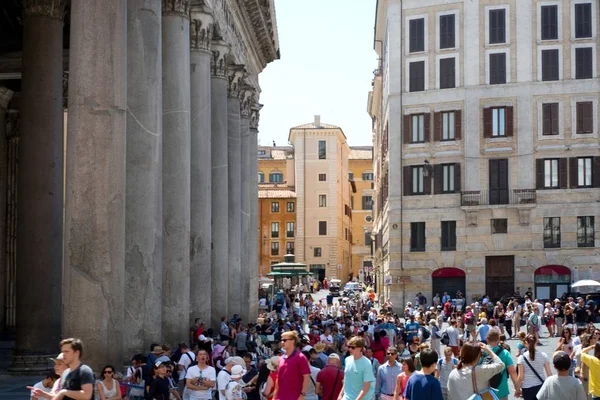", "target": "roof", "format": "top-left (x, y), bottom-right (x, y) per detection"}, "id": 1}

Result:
top-left (349, 146), bottom-right (373, 160)
top-left (258, 189), bottom-right (297, 199)
top-left (291, 122), bottom-right (341, 129)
